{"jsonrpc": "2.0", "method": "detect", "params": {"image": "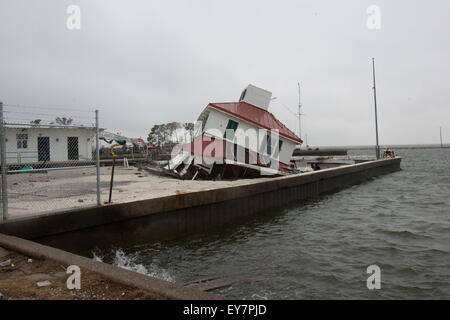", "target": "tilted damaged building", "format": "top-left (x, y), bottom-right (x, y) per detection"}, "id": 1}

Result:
top-left (165, 84), bottom-right (303, 179)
